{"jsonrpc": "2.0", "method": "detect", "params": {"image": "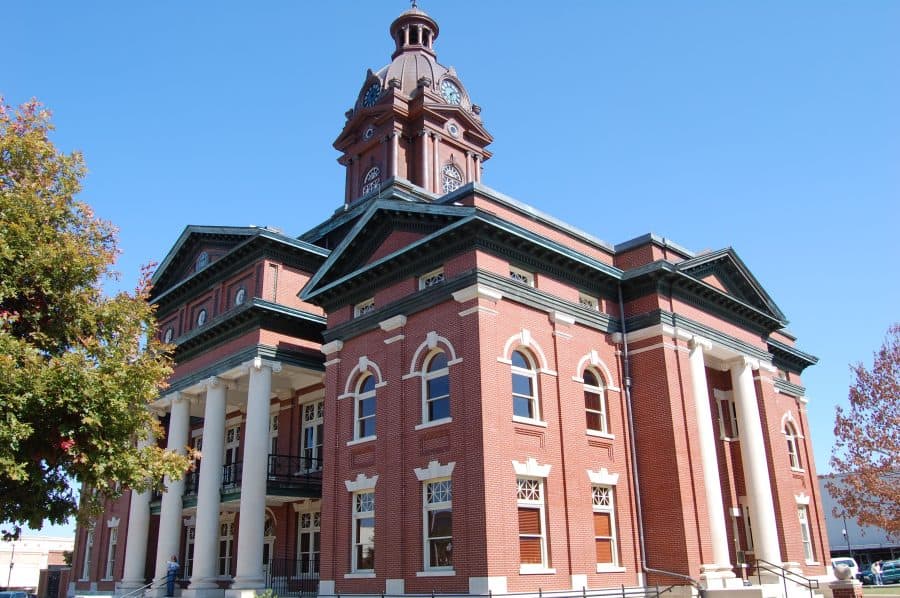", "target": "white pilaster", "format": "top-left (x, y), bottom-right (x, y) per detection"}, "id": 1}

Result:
top-left (688, 338), bottom-right (735, 582)
top-left (153, 393), bottom-right (191, 585)
top-left (230, 359), bottom-right (280, 590)
top-left (730, 357), bottom-right (781, 565)
top-left (119, 435), bottom-right (155, 591)
top-left (187, 378), bottom-right (228, 592)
